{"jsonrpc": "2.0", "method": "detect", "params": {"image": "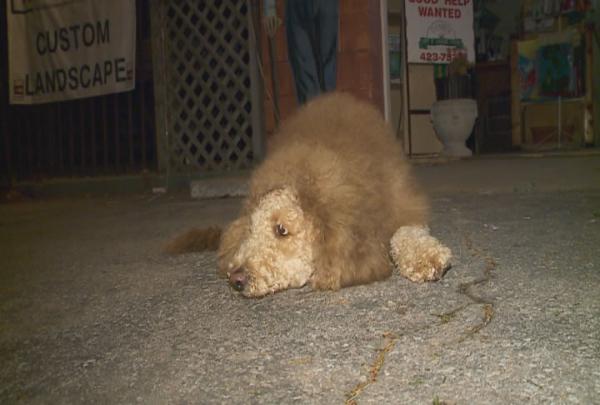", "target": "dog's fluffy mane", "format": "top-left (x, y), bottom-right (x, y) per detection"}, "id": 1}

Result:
top-left (217, 92), bottom-right (429, 290)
